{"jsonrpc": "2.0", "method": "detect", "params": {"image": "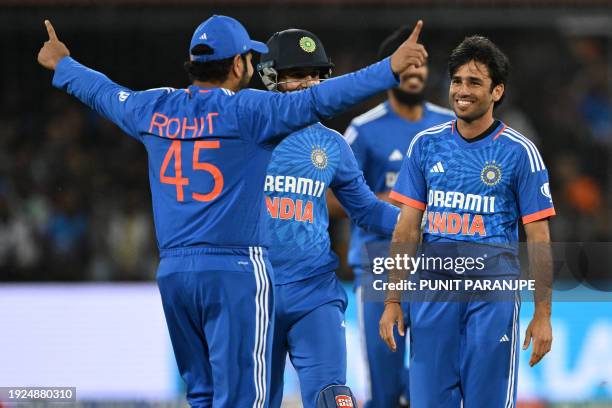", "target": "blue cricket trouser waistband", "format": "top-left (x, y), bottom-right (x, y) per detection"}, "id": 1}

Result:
top-left (159, 245), bottom-right (269, 258)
